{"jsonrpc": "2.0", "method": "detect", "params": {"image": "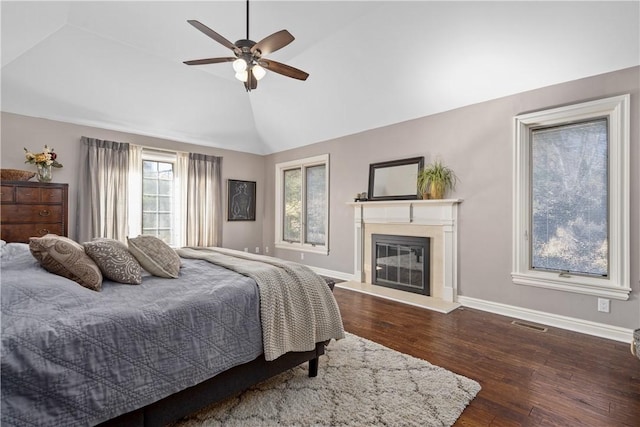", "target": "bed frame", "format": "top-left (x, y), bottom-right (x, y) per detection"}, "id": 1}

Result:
top-left (98, 343), bottom-right (325, 426)
top-left (99, 280), bottom-right (336, 426)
